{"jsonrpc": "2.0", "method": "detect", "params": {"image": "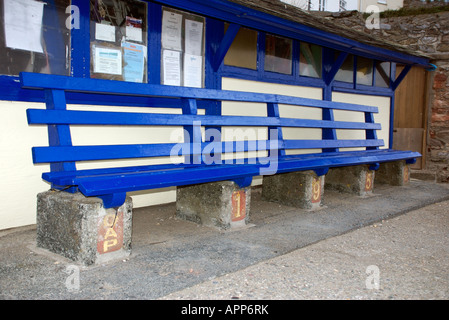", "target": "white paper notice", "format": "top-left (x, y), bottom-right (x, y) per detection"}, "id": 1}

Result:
top-left (4, 0), bottom-right (44, 53)
top-left (94, 47), bottom-right (122, 75)
top-left (125, 16), bottom-right (143, 43)
top-left (95, 23), bottom-right (116, 42)
top-left (163, 50), bottom-right (181, 86)
top-left (162, 11), bottom-right (182, 51)
top-left (184, 54), bottom-right (202, 88)
top-left (185, 20), bottom-right (203, 56)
